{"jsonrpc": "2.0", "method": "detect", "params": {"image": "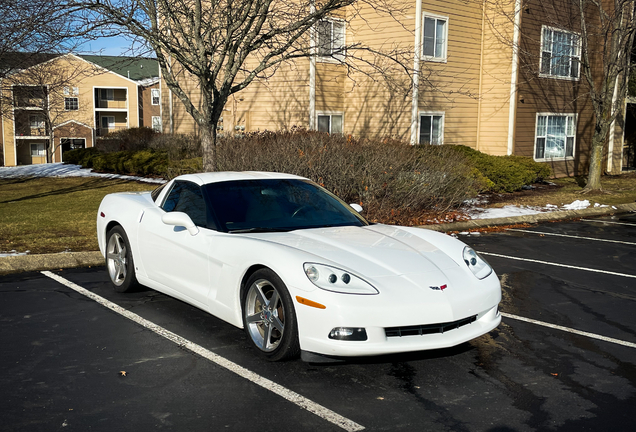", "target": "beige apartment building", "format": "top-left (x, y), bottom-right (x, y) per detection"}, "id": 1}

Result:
top-left (1, 54), bottom-right (160, 166)
top-left (162, 0), bottom-right (631, 175)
